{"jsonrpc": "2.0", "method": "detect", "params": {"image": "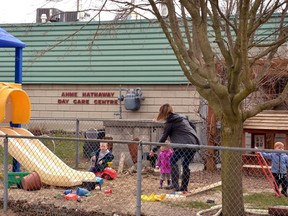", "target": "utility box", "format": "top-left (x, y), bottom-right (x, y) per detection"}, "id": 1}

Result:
top-left (124, 88), bottom-right (143, 111)
top-left (63, 11), bottom-right (78, 22)
top-left (83, 128), bottom-right (105, 158)
top-left (36, 8), bottom-right (64, 23)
